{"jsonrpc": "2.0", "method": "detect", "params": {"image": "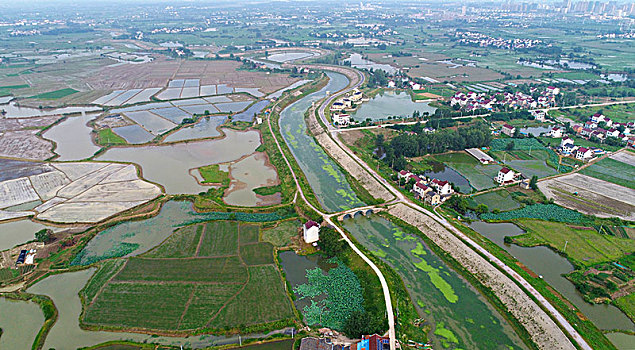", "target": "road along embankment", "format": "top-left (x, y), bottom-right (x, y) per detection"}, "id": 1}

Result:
top-left (388, 203), bottom-right (577, 350)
